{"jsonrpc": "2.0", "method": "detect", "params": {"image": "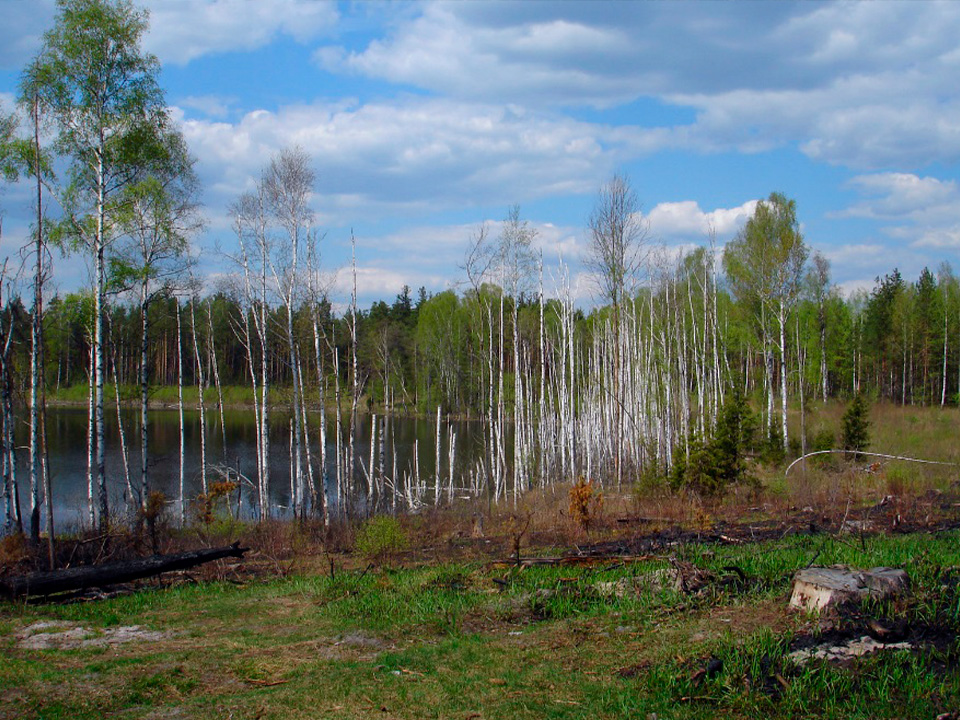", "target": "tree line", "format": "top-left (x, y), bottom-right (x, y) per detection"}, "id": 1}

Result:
top-left (1, 1), bottom-right (959, 548)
